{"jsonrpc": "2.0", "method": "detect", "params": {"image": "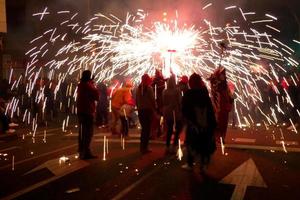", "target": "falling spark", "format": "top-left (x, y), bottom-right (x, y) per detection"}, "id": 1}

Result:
top-left (220, 137), bottom-right (225, 155)
top-left (103, 136), bottom-right (106, 161)
top-left (122, 138), bottom-right (125, 150)
top-left (288, 118), bottom-right (298, 134)
top-left (43, 130), bottom-right (47, 143)
top-left (177, 139), bottom-right (183, 161)
top-left (106, 138), bottom-right (109, 154)
top-left (281, 141), bottom-right (288, 153)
